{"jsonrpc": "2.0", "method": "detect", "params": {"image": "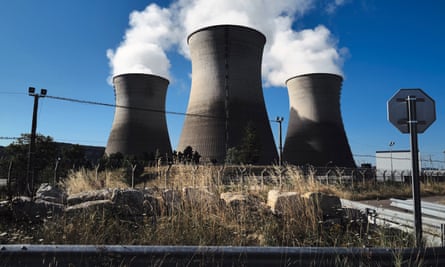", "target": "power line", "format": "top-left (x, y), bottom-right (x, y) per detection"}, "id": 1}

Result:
top-left (0, 137), bottom-right (19, 140)
top-left (45, 95), bottom-right (221, 119)
top-left (0, 91), bottom-right (26, 95)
